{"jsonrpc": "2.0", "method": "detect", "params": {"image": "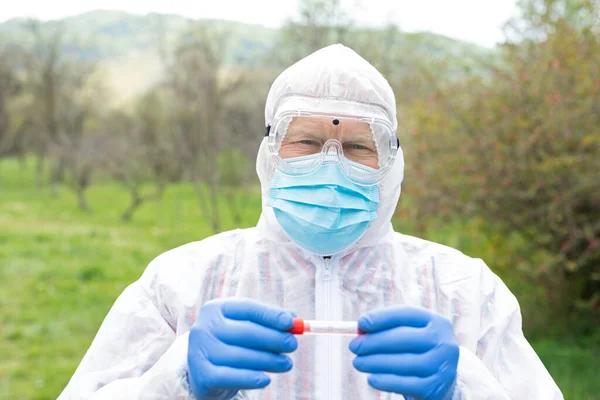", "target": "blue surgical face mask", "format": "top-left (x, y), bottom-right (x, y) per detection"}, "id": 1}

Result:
top-left (267, 157), bottom-right (379, 255)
